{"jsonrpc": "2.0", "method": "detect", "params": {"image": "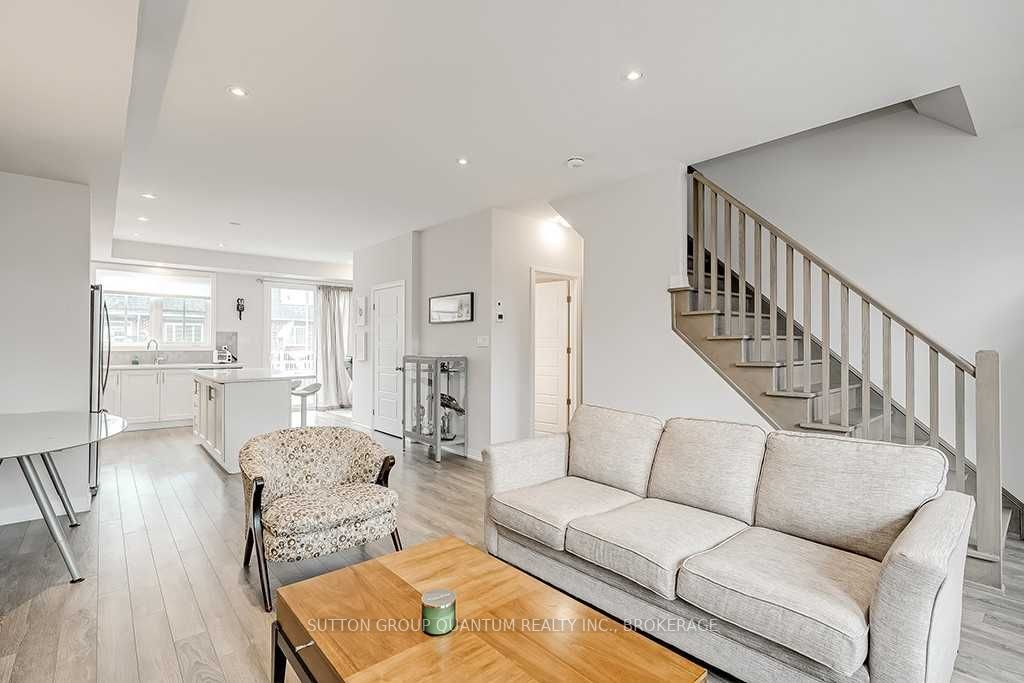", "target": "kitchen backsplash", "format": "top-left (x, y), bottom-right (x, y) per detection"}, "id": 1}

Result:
top-left (110, 350), bottom-right (216, 366)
